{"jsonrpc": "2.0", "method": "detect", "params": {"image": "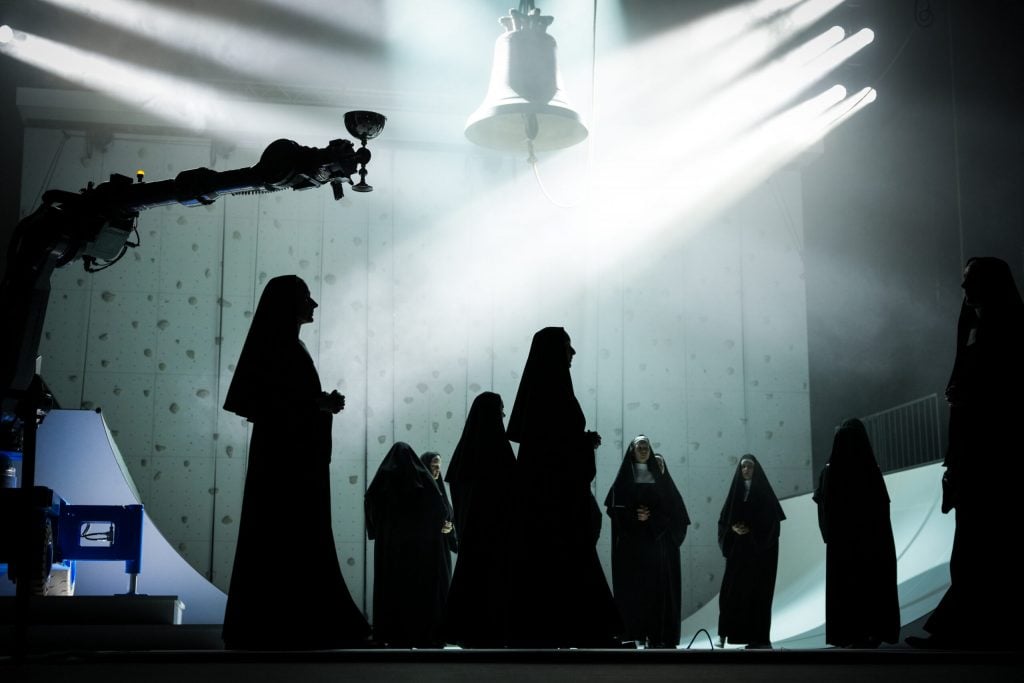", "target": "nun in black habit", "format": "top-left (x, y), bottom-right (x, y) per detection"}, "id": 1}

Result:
top-left (505, 326), bottom-right (623, 648)
top-left (717, 454), bottom-right (785, 649)
top-left (420, 450), bottom-right (459, 583)
top-left (912, 257), bottom-right (1024, 649)
top-left (813, 418), bottom-right (899, 648)
top-left (605, 434), bottom-right (691, 648)
top-left (221, 274), bottom-right (370, 650)
top-left (365, 442), bottom-right (452, 647)
top-left (440, 391), bottom-right (517, 647)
